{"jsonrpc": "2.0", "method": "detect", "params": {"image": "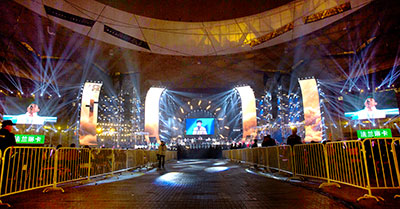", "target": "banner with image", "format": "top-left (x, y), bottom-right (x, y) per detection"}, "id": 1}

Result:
top-left (79, 82), bottom-right (102, 145)
top-left (299, 79), bottom-right (322, 142)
